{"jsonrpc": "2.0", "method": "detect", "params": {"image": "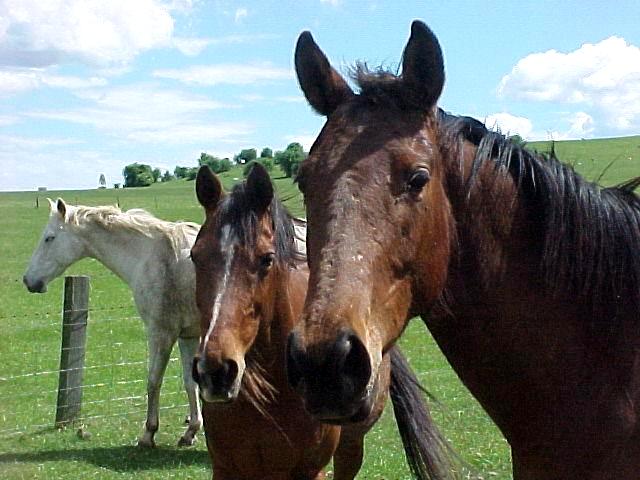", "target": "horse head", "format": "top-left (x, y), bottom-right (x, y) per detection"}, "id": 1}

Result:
top-left (23, 198), bottom-right (86, 293)
top-left (286, 21), bottom-right (454, 422)
top-left (191, 163), bottom-right (296, 403)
